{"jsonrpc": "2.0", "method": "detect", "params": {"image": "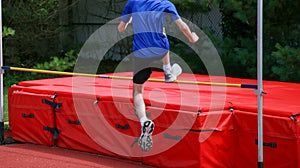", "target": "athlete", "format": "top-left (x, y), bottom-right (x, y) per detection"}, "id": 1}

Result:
top-left (118, 0), bottom-right (199, 151)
